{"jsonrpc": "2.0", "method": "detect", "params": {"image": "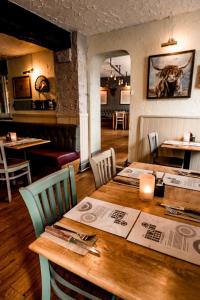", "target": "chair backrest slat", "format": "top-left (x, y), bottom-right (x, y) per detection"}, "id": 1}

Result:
top-left (55, 181), bottom-right (64, 216)
top-left (48, 186), bottom-right (57, 220)
top-left (63, 177), bottom-right (70, 211)
top-left (20, 167), bottom-right (77, 237)
top-left (69, 165), bottom-right (77, 207)
top-left (40, 190), bottom-right (54, 224)
top-left (107, 157), bottom-right (112, 179)
top-left (89, 148), bottom-right (116, 188)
